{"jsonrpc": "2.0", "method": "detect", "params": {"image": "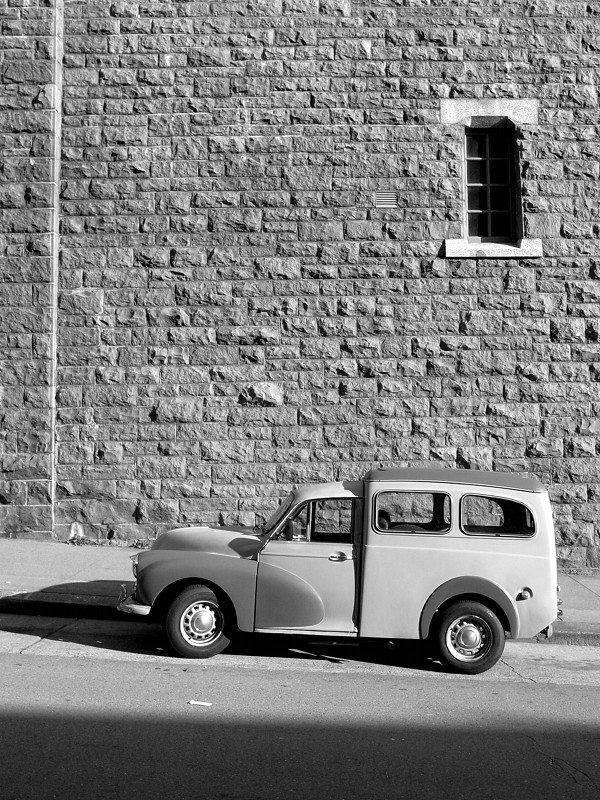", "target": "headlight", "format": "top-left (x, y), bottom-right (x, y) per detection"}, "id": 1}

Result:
top-left (129, 554), bottom-right (139, 578)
